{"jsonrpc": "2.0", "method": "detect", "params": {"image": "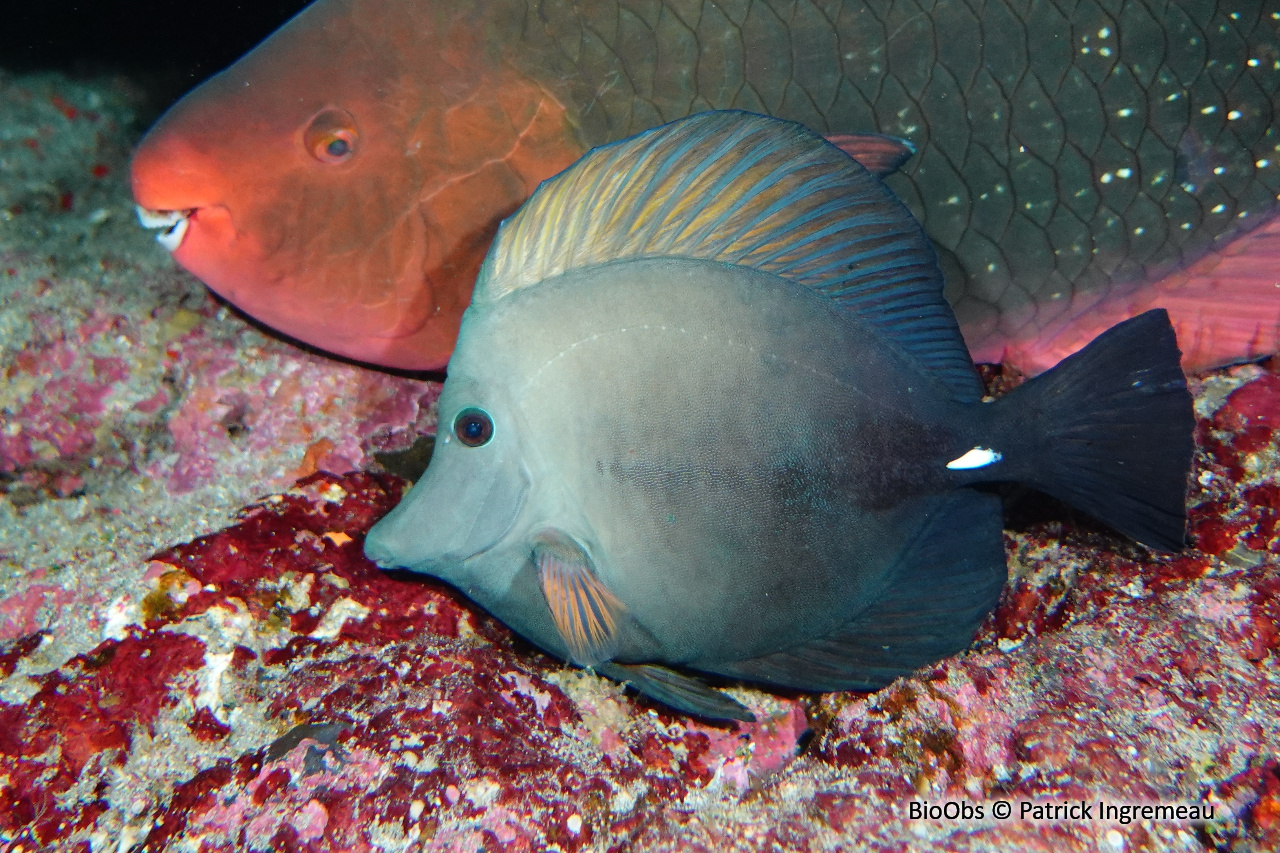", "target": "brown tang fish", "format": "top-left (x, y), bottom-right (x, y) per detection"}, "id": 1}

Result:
top-left (131, 0), bottom-right (1280, 373)
top-left (363, 112), bottom-right (1195, 721)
